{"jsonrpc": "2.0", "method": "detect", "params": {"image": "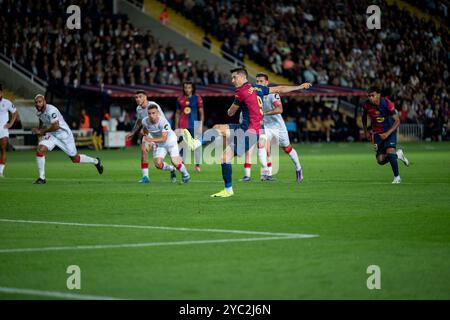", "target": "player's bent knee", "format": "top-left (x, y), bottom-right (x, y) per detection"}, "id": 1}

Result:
top-left (37, 145), bottom-right (47, 154)
top-left (283, 145), bottom-right (293, 154)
